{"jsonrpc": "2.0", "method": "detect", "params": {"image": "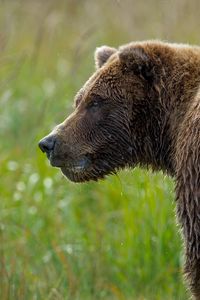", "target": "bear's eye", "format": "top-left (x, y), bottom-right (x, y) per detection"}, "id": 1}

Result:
top-left (90, 100), bottom-right (99, 107)
top-left (87, 96), bottom-right (105, 110)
